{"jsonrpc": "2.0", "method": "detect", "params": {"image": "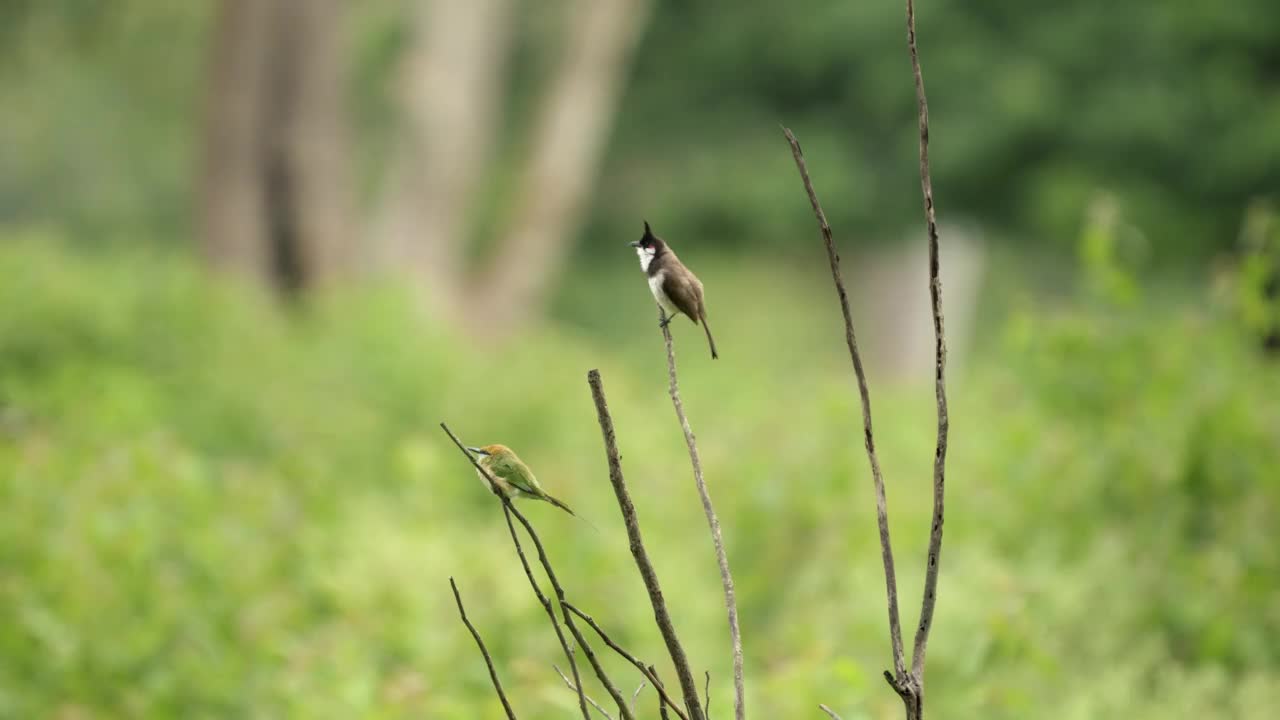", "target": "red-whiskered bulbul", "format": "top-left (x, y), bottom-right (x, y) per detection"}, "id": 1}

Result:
top-left (630, 221), bottom-right (719, 359)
